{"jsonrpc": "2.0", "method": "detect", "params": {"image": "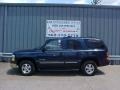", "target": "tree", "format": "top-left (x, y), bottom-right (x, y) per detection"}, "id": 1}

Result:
top-left (91, 0), bottom-right (101, 5)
